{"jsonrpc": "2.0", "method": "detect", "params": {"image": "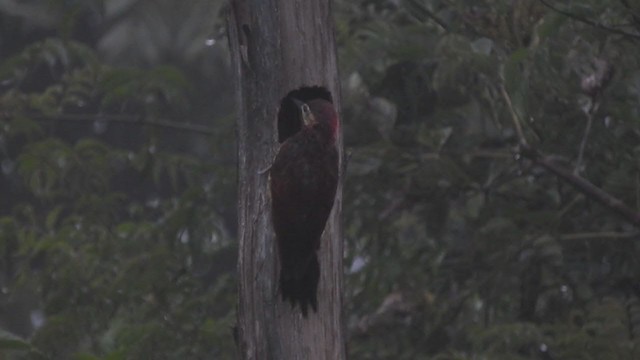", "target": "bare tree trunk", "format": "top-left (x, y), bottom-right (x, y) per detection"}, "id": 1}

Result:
top-left (228, 0), bottom-right (345, 359)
